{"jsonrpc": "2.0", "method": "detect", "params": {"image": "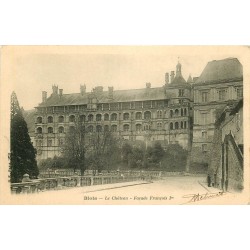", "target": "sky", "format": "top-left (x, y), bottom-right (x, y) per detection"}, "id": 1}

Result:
top-left (3, 46), bottom-right (247, 110)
